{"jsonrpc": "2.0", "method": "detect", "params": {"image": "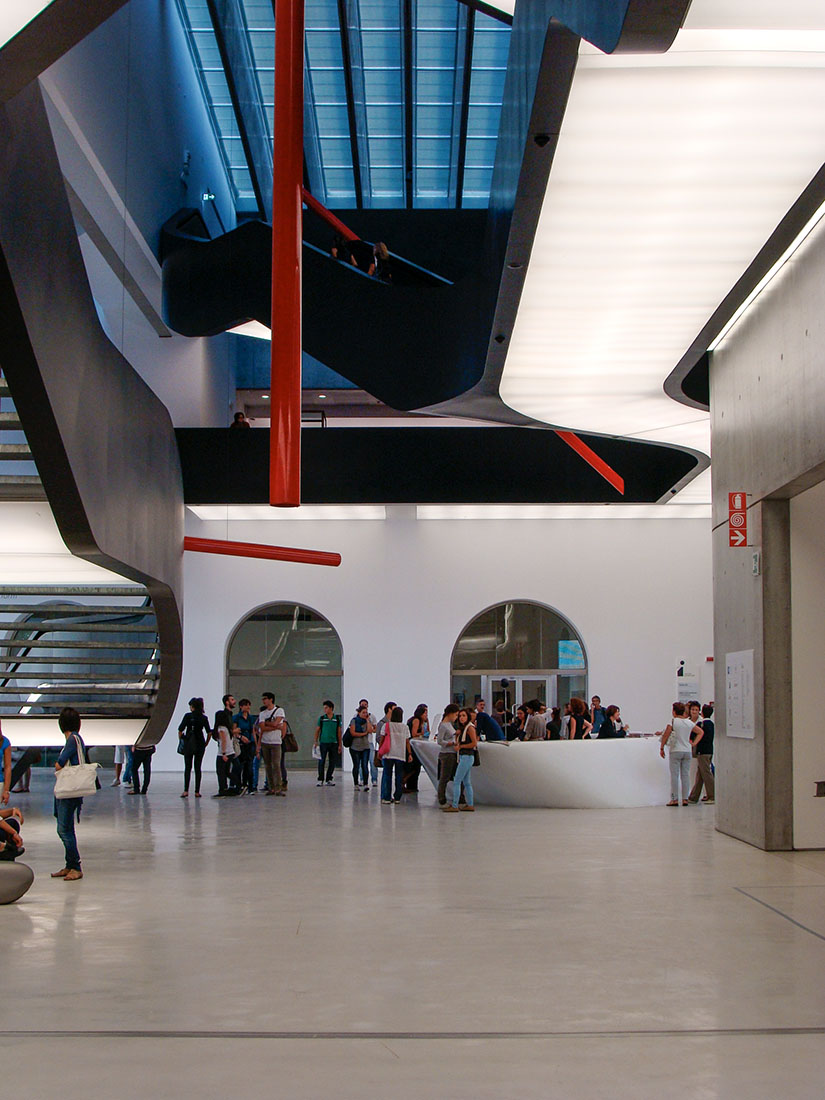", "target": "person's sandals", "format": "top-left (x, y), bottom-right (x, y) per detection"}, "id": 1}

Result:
top-left (51, 867), bottom-right (70, 878)
top-left (682, 800), bottom-right (689, 806)
top-left (442, 806), bottom-right (459, 813)
top-left (666, 800), bottom-right (679, 807)
top-left (63, 869), bottom-right (83, 881)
